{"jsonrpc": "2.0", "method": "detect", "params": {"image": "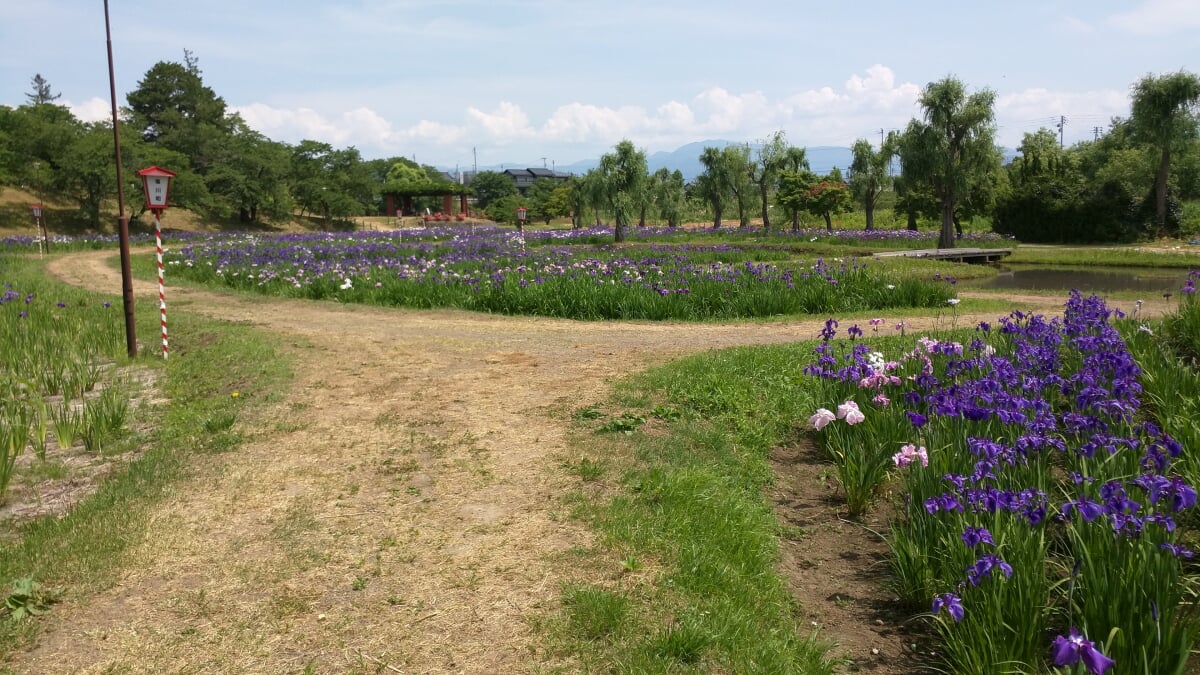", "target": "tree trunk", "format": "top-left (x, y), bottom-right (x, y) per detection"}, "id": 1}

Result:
top-left (938, 198), bottom-right (955, 248)
top-left (736, 194), bottom-right (748, 227)
top-left (791, 212), bottom-right (800, 231)
top-left (953, 214), bottom-right (963, 239)
top-left (823, 212), bottom-right (832, 231)
top-left (759, 184), bottom-right (770, 231)
top-left (865, 200), bottom-right (874, 231)
top-left (1156, 144), bottom-right (1171, 236)
top-left (639, 205), bottom-right (647, 227)
top-left (711, 200), bottom-right (723, 229)
top-left (615, 221), bottom-right (625, 243)
top-left (906, 210), bottom-right (918, 231)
